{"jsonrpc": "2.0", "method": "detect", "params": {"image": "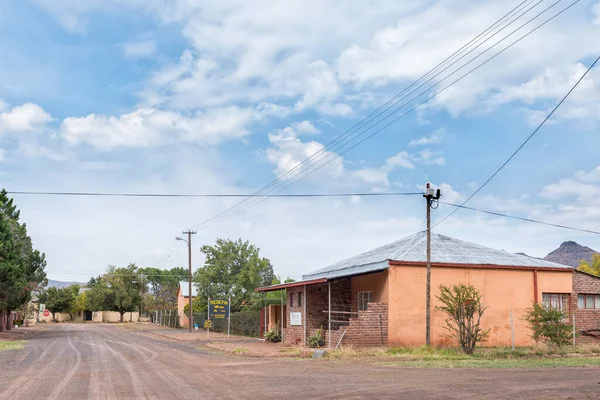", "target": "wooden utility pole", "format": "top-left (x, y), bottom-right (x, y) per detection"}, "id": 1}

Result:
top-left (182, 230), bottom-right (197, 333)
top-left (423, 183), bottom-right (441, 346)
